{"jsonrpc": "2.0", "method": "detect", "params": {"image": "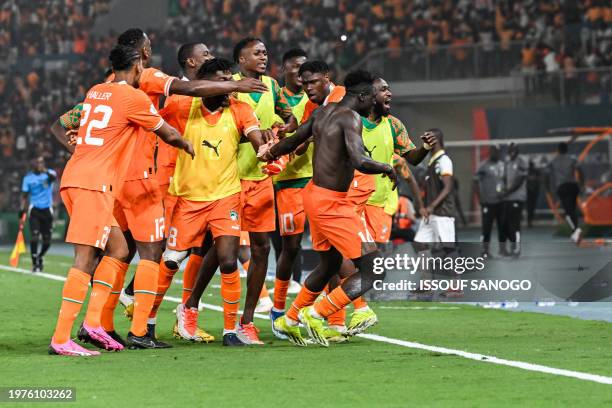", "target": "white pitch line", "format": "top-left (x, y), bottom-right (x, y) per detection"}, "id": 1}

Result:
top-left (378, 306), bottom-right (461, 310)
top-left (2, 264), bottom-right (612, 385)
top-left (358, 333), bottom-right (612, 385)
